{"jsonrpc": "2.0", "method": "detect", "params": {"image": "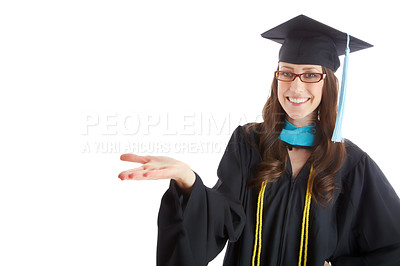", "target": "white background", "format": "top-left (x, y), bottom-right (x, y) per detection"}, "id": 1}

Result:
top-left (1, 1), bottom-right (399, 265)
